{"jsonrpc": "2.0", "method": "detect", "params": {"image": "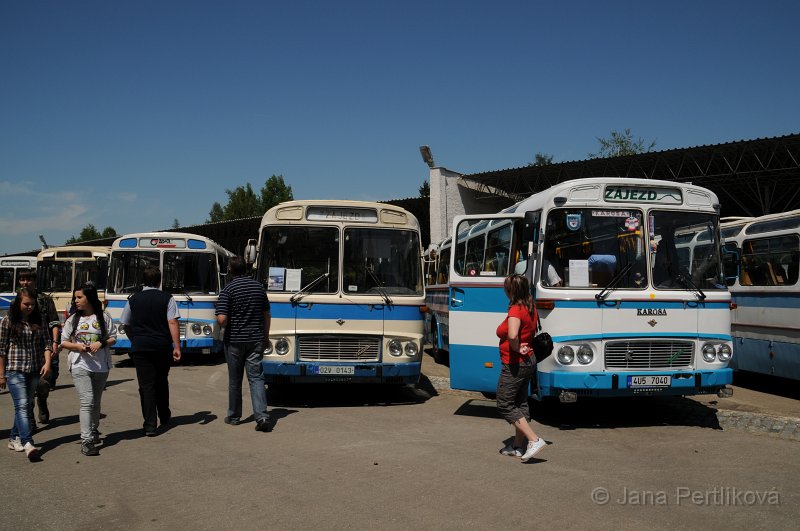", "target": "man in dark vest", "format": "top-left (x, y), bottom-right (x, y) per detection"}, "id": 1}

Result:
top-left (120, 266), bottom-right (181, 436)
